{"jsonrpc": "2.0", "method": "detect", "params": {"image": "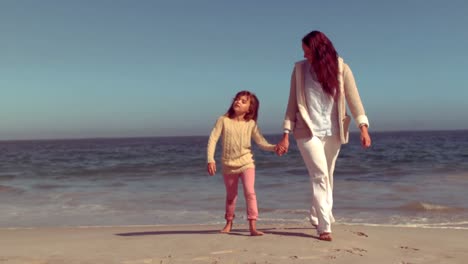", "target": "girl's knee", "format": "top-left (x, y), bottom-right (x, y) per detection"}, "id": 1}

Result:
top-left (226, 194), bottom-right (238, 203)
top-left (244, 192), bottom-right (257, 201)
